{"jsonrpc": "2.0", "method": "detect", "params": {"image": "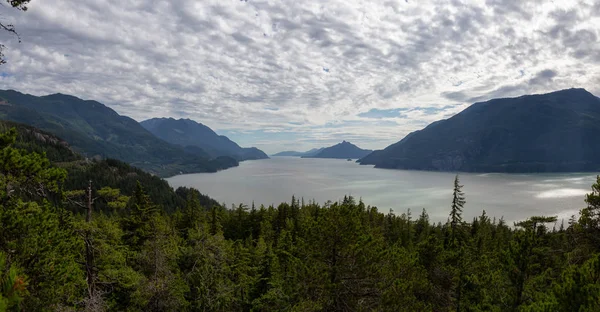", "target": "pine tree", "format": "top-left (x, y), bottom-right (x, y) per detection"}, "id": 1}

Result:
top-left (579, 176), bottom-right (600, 250)
top-left (64, 183), bottom-right (129, 306)
top-left (450, 175), bottom-right (466, 231)
top-left (133, 214), bottom-right (188, 311)
top-left (507, 216), bottom-right (557, 310)
top-left (552, 253), bottom-right (600, 311)
top-left (444, 176), bottom-right (469, 311)
top-left (210, 205), bottom-right (223, 235)
top-left (415, 208), bottom-right (430, 243)
top-left (177, 189), bottom-right (205, 239)
top-left (585, 175), bottom-right (600, 213)
top-left (449, 175), bottom-right (466, 249)
top-left (122, 181), bottom-right (157, 249)
top-left (0, 128), bottom-right (85, 310)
